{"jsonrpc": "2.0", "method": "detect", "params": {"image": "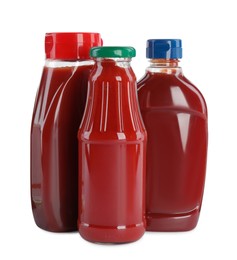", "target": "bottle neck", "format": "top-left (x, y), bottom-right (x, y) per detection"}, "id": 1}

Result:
top-left (95, 58), bottom-right (132, 68)
top-left (45, 59), bottom-right (94, 68)
top-left (146, 59), bottom-right (183, 75)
